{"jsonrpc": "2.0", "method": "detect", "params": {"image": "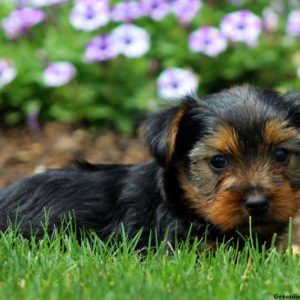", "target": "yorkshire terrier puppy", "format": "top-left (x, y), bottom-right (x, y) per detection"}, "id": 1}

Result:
top-left (0, 85), bottom-right (299, 248)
